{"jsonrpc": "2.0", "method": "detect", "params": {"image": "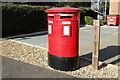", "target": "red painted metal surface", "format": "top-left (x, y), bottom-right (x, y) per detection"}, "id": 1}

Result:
top-left (45, 7), bottom-right (82, 13)
top-left (45, 8), bottom-right (82, 57)
top-left (118, 15), bottom-right (120, 25)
